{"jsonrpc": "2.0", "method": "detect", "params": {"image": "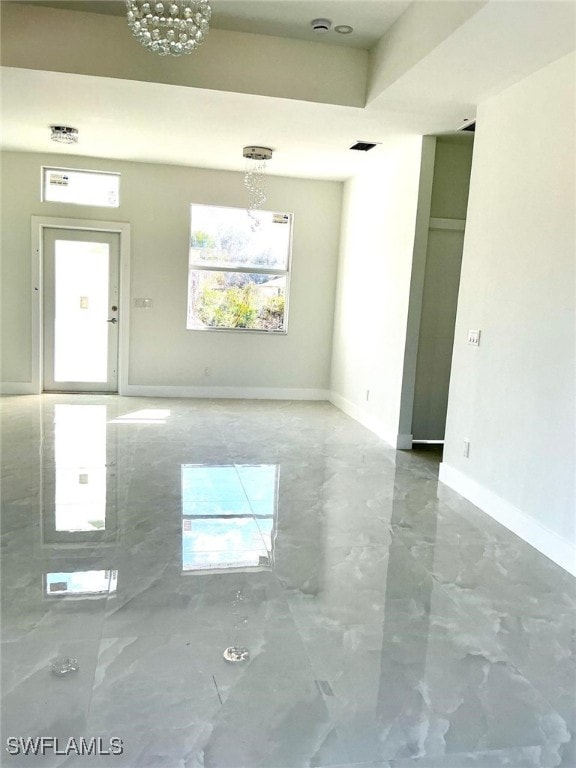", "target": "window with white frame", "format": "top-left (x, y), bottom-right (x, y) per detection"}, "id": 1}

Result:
top-left (187, 204), bottom-right (292, 332)
top-left (42, 167), bottom-right (120, 207)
